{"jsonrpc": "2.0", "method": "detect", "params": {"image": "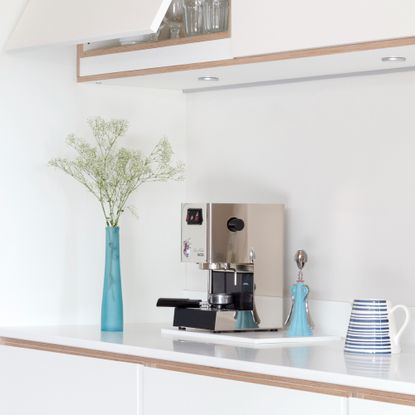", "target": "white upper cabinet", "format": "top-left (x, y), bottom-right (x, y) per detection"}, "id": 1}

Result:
top-left (7, 0), bottom-right (172, 50)
top-left (232, 0), bottom-right (415, 57)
